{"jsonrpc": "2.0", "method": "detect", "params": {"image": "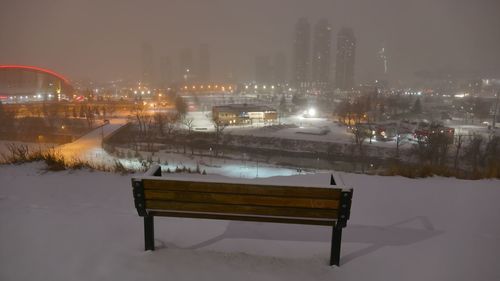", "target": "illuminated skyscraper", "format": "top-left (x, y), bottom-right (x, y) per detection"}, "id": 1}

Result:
top-left (335, 27), bottom-right (356, 90)
top-left (292, 18), bottom-right (310, 85)
top-left (311, 19), bottom-right (332, 84)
